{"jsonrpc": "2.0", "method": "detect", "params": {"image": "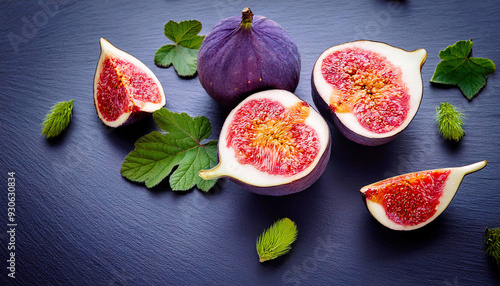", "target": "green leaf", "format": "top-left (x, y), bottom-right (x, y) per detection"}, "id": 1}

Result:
top-left (164, 20), bottom-right (203, 44)
top-left (485, 227), bottom-right (500, 268)
top-left (155, 19), bottom-right (205, 77)
top-left (430, 40), bottom-right (495, 100)
top-left (42, 99), bottom-right (73, 138)
top-left (120, 108), bottom-right (218, 192)
top-left (257, 218), bottom-right (298, 263)
top-left (435, 102), bottom-right (465, 142)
